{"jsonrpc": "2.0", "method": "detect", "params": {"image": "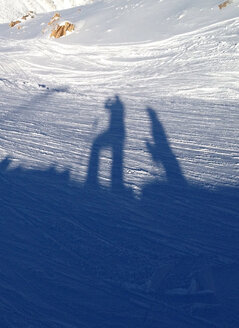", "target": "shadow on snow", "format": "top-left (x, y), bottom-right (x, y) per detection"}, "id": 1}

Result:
top-left (0, 96), bottom-right (238, 328)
